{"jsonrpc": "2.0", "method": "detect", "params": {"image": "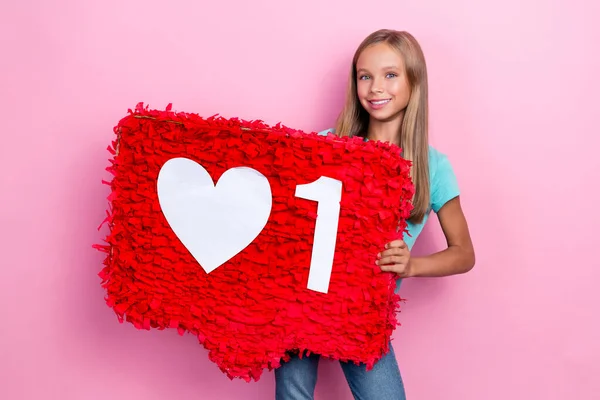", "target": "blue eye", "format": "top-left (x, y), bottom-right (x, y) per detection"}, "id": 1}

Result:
top-left (386, 73), bottom-right (397, 78)
top-left (359, 75), bottom-right (370, 80)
